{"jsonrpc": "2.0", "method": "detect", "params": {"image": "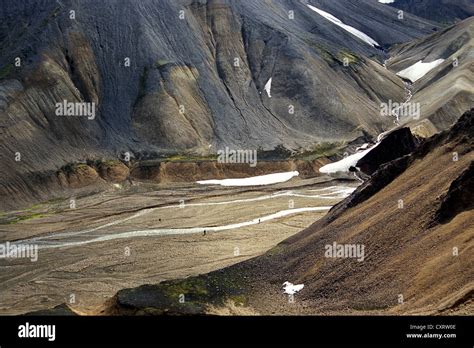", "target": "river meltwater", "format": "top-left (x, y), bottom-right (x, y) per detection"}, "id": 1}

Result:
top-left (9, 184), bottom-right (356, 250)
